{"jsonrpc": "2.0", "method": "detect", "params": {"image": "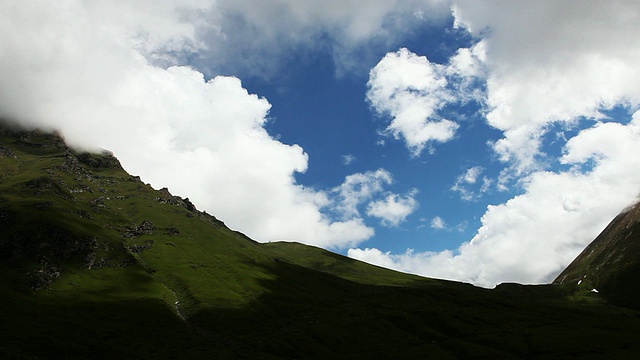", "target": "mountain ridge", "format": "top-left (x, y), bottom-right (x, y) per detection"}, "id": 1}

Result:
top-left (2, 124), bottom-right (640, 359)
